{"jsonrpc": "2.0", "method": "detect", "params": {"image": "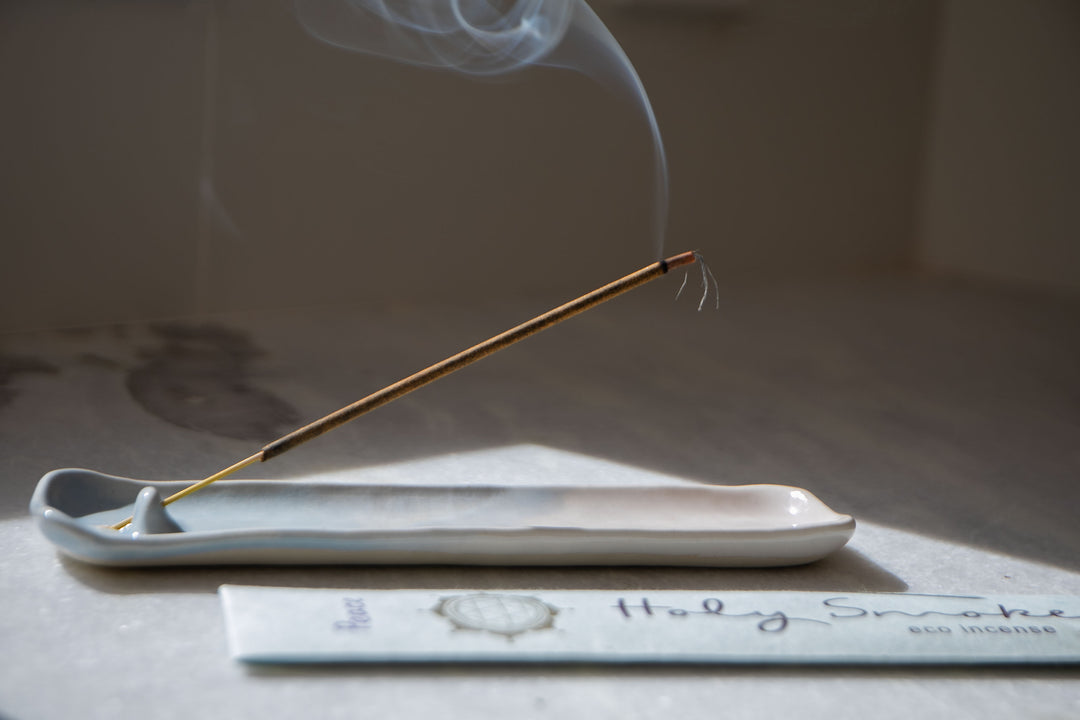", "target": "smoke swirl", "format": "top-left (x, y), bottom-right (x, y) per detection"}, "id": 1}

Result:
top-left (294, 0), bottom-right (668, 257)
